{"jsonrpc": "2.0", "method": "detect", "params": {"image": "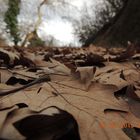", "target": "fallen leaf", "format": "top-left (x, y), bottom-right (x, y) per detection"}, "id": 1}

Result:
top-left (14, 107), bottom-right (80, 140)
top-left (75, 66), bottom-right (96, 89)
top-left (50, 58), bottom-right (71, 75)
